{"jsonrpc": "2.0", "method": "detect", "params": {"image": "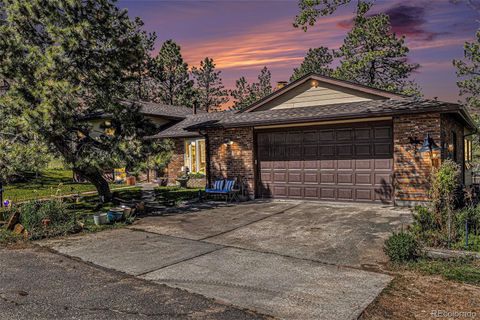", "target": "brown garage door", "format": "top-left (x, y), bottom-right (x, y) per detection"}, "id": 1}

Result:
top-left (256, 121), bottom-right (393, 203)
